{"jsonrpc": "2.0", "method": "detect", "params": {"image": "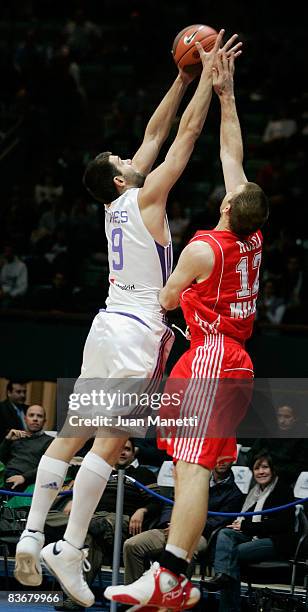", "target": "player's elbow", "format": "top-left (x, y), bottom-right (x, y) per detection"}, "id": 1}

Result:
top-left (159, 287), bottom-right (180, 311)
